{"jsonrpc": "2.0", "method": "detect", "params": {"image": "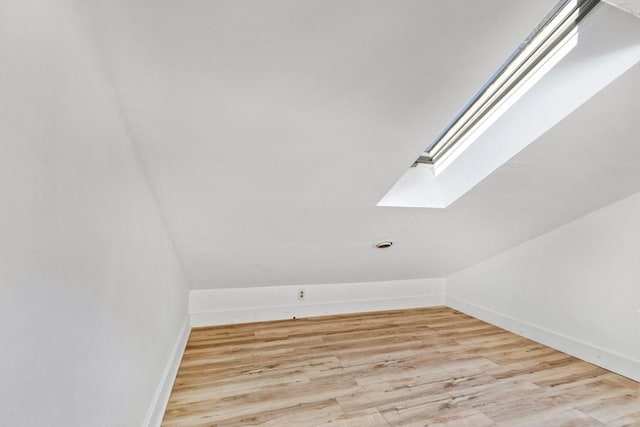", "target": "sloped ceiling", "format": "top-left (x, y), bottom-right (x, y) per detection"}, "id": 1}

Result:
top-left (88, 1), bottom-right (640, 288)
